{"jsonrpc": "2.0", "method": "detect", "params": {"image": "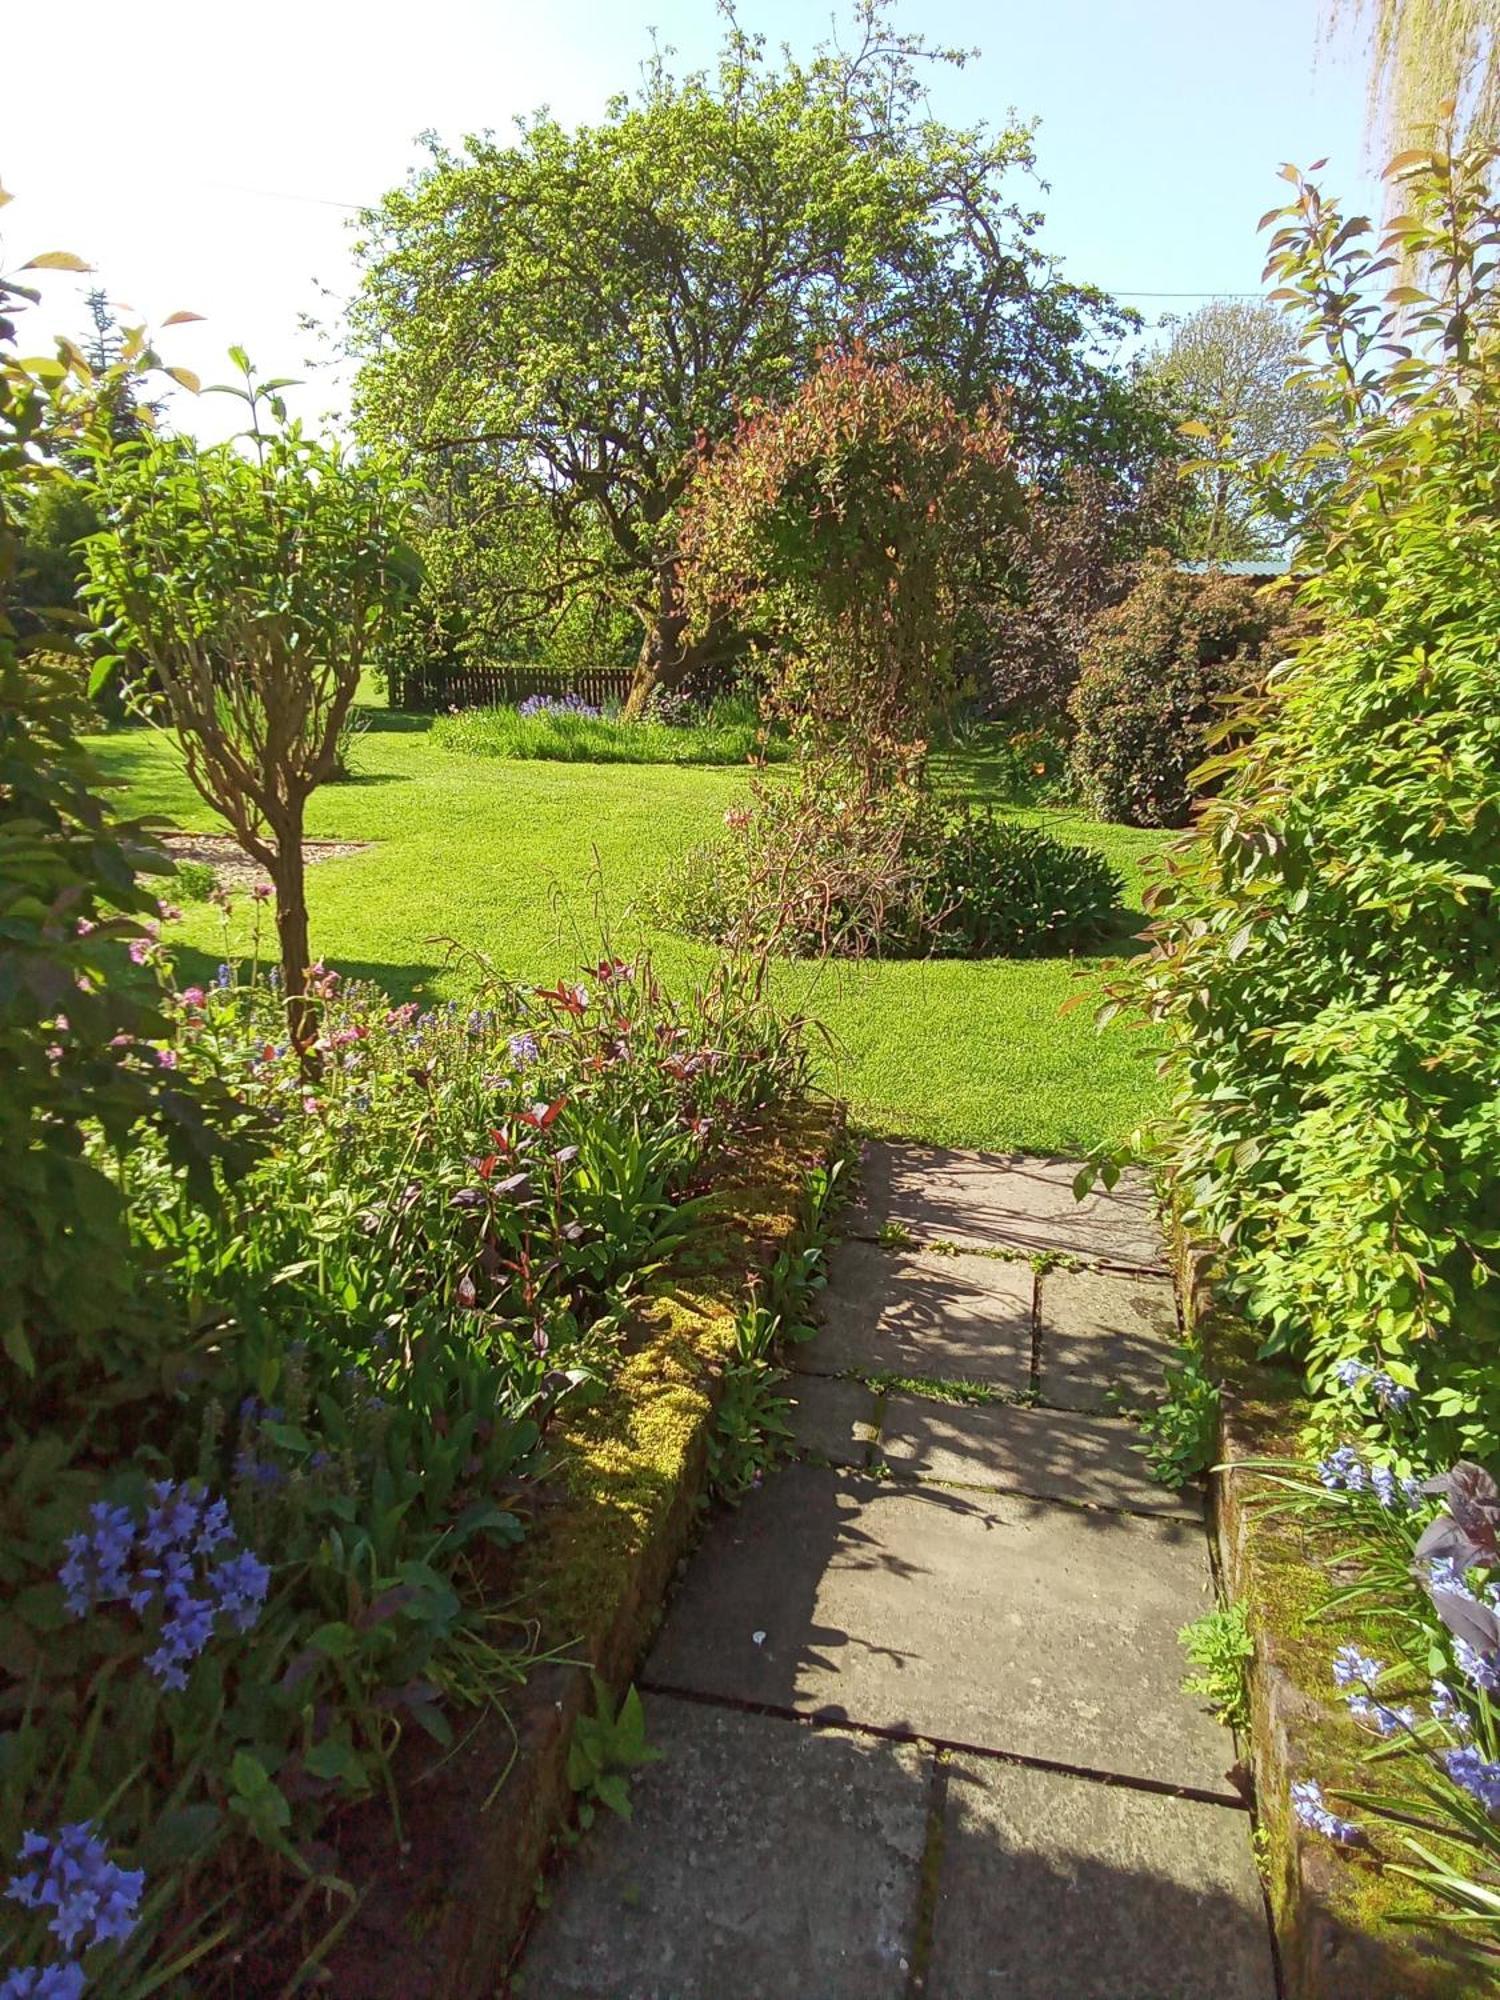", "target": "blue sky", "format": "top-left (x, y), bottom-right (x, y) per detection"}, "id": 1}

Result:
top-left (5, 0), bottom-right (1378, 437)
